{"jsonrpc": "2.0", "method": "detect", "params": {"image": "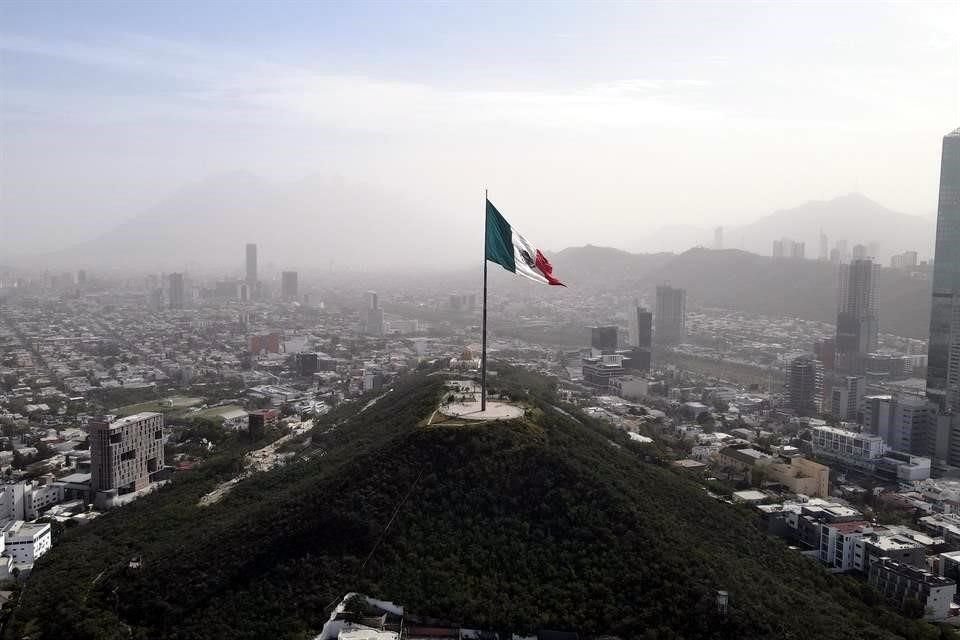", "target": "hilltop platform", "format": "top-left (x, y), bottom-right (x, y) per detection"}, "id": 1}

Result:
top-left (440, 400), bottom-right (523, 421)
